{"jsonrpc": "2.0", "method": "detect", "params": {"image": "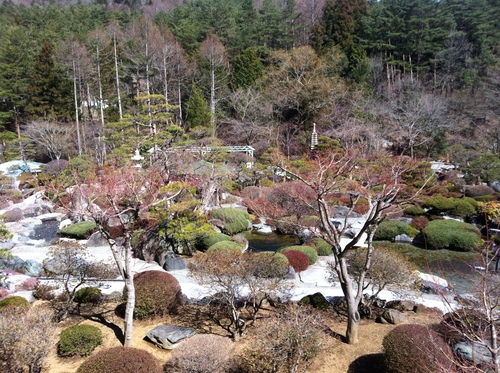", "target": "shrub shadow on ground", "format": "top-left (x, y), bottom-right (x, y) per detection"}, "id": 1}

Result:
top-left (348, 353), bottom-right (385, 373)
